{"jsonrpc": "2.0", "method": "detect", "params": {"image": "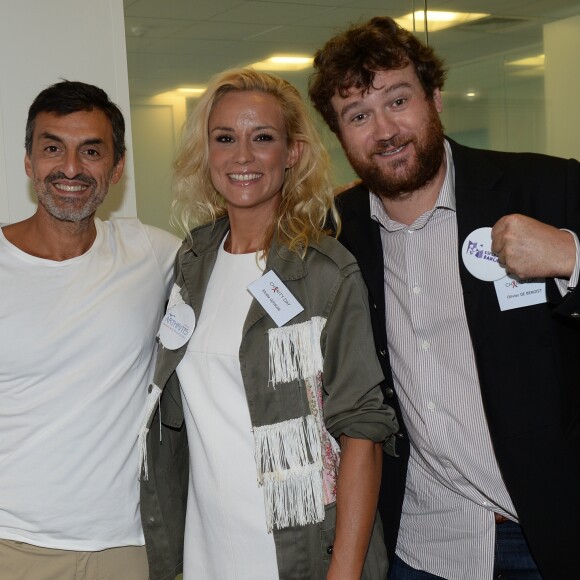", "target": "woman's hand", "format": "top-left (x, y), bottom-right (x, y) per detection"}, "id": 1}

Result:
top-left (326, 436), bottom-right (383, 579)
